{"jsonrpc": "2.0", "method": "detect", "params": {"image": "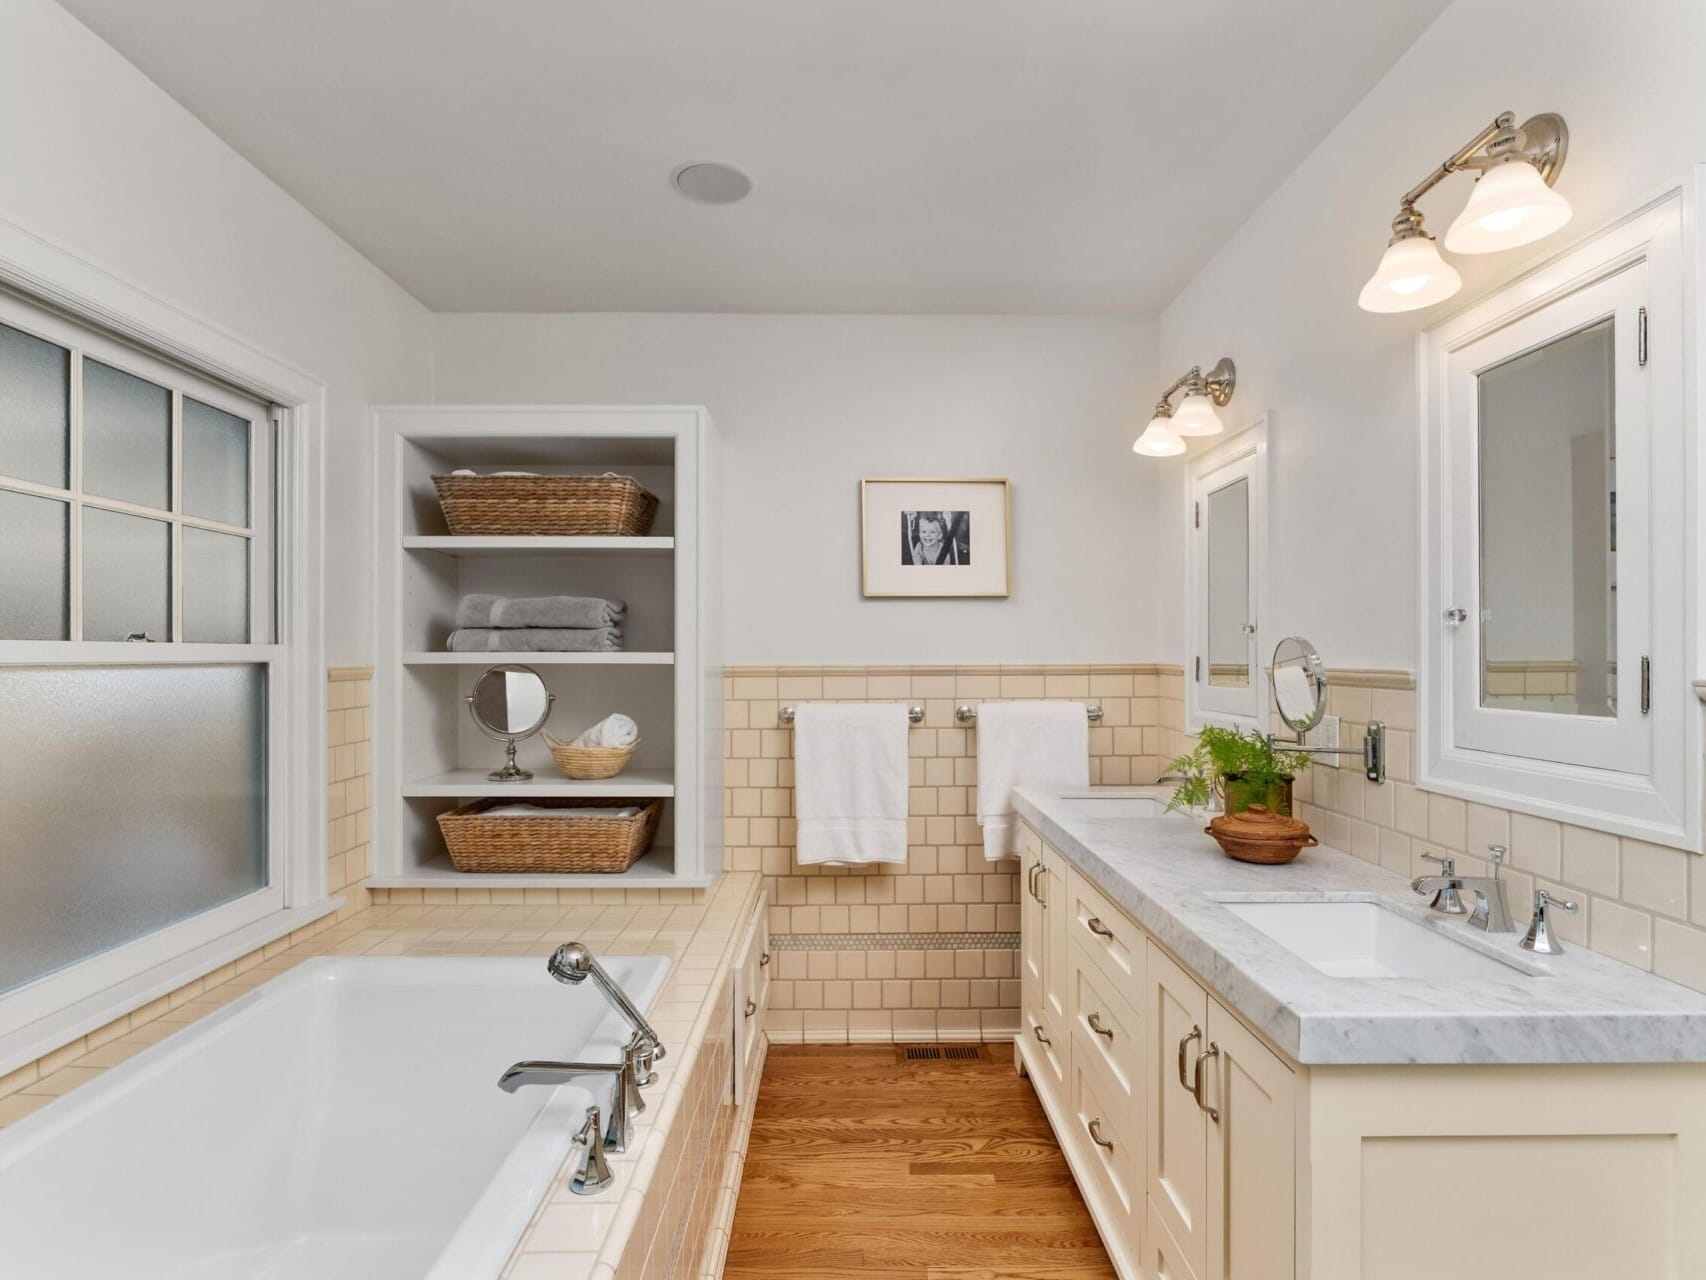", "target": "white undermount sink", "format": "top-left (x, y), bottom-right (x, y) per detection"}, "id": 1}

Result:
top-left (1221, 899), bottom-right (1534, 979)
top-left (1048, 790), bottom-right (1170, 819)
